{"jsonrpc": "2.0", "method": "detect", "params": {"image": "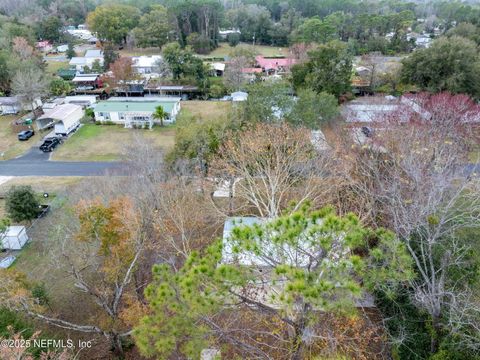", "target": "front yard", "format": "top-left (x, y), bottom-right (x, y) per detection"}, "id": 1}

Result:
top-left (0, 115), bottom-right (36, 160)
top-left (51, 124), bottom-right (176, 161)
